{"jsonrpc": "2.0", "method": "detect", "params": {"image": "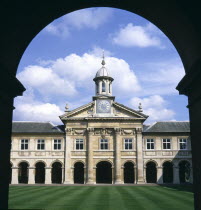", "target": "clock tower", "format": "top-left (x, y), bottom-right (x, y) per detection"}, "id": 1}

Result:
top-left (93, 53), bottom-right (115, 116)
